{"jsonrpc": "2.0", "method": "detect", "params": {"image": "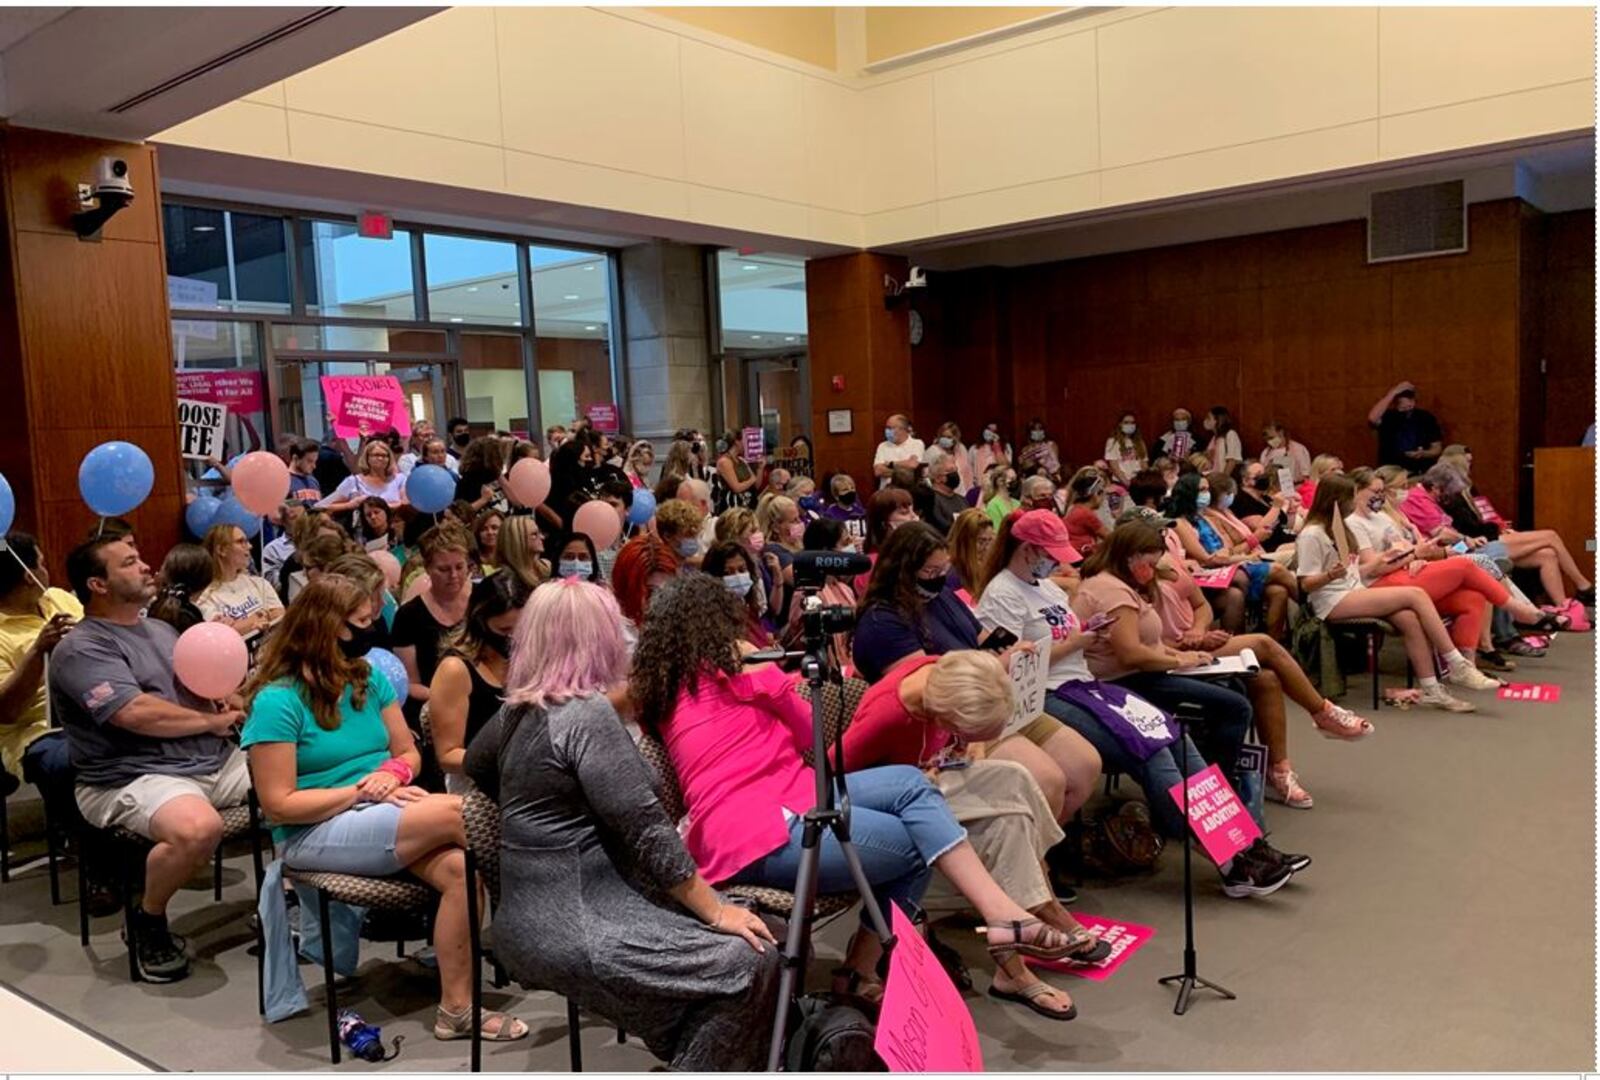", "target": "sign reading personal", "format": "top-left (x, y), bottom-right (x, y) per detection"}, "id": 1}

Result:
top-left (177, 398), bottom-right (228, 460)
